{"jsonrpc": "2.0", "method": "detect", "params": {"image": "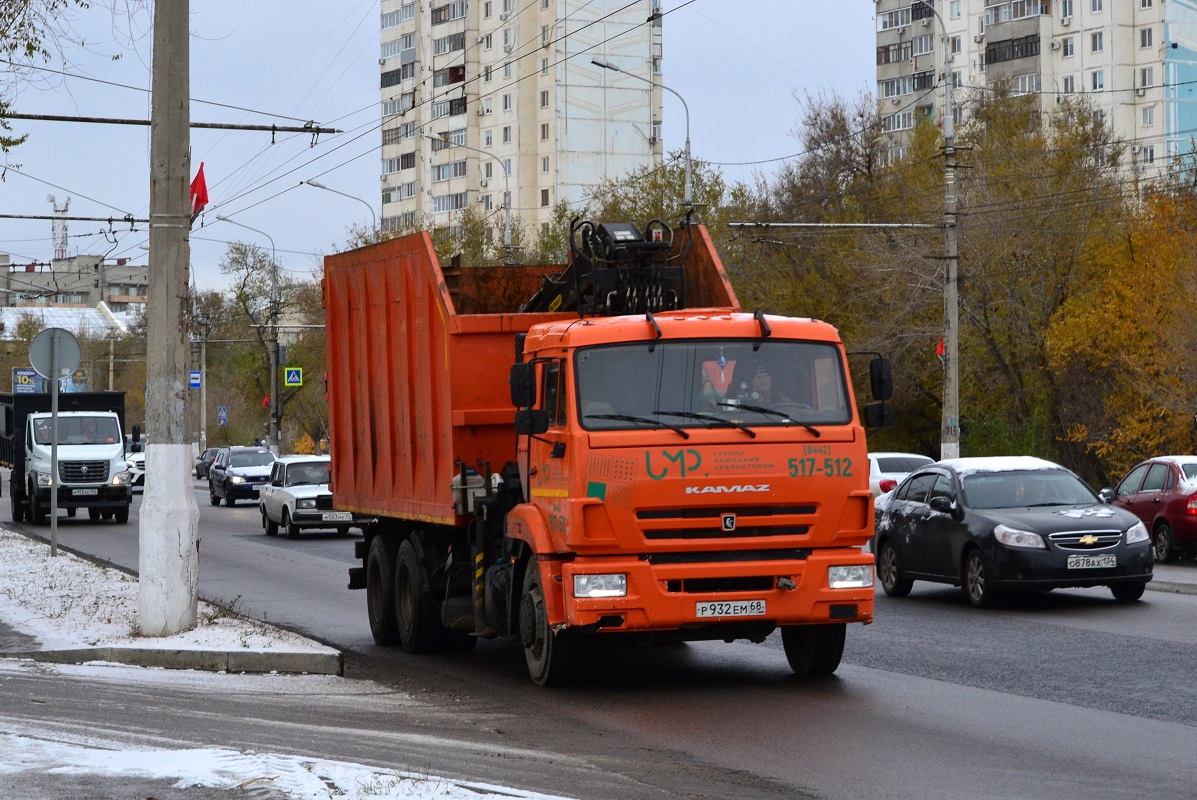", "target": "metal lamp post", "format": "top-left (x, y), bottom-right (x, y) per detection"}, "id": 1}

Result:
top-left (215, 214), bottom-right (280, 452)
top-left (591, 56), bottom-right (692, 208)
top-left (302, 179), bottom-right (377, 231)
top-left (425, 134), bottom-right (512, 263)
